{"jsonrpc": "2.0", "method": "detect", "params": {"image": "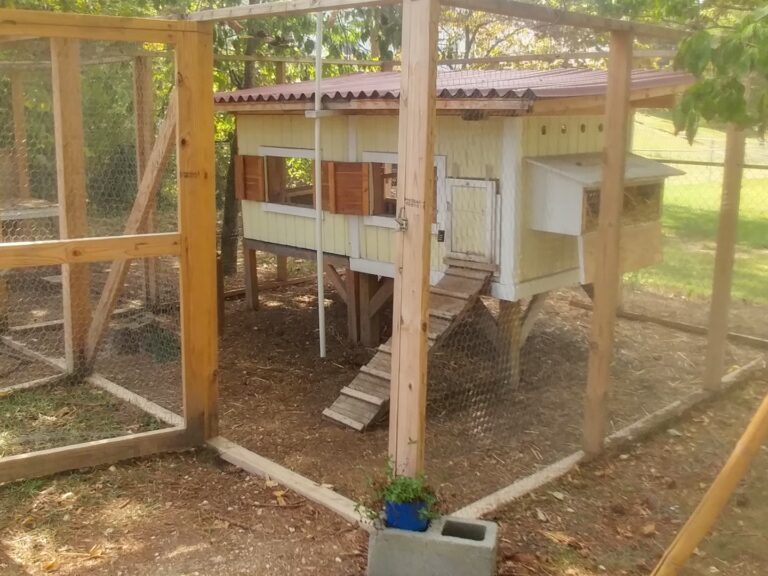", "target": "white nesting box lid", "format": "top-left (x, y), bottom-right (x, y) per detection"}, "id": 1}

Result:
top-left (525, 152), bottom-right (684, 188)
